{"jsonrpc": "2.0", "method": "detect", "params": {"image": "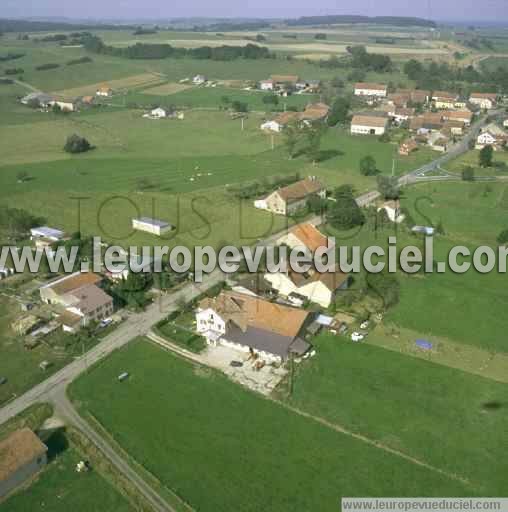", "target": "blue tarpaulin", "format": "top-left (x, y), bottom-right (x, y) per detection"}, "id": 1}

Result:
top-left (416, 339), bottom-right (433, 350)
